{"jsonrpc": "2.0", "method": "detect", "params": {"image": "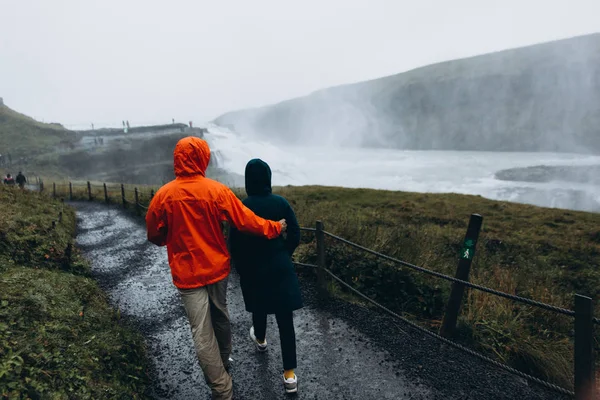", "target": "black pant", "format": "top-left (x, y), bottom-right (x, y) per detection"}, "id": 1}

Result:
top-left (252, 311), bottom-right (296, 370)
